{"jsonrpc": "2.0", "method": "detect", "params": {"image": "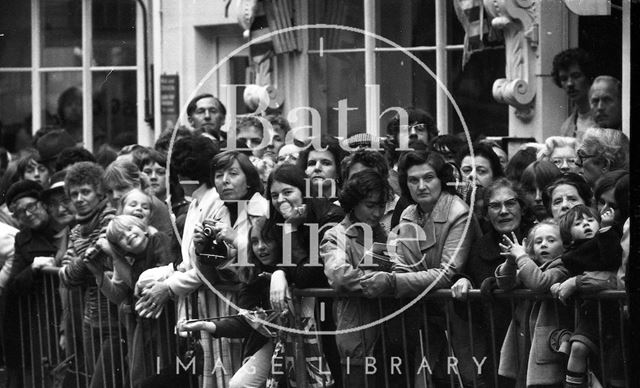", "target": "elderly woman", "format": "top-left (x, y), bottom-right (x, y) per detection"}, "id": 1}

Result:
top-left (320, 170), bottom-right (394, 386)
top-left (450, 178), bottom-right (533, 386)
top-left (542, 173), bottom-right (593, 221)
top-left (576, 127), bottom-right (629, 187)
top-left (520, 160), bottom-right (563, 221)
top-left (537, 136), bottom-right (579, 174)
